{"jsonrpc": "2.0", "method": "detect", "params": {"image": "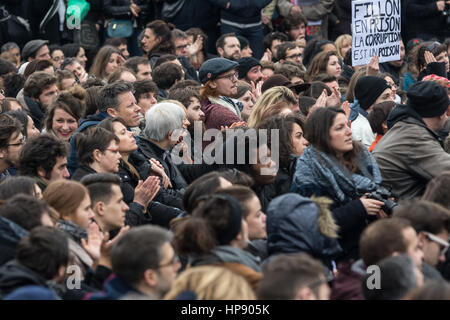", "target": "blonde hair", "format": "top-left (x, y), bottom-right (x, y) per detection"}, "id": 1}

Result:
top-left (335, 34), bottom-right (352, 60)
top-left (164, 266), bottom-right (256, 300)
top-left (247, 86), bottom-right (296, 128)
